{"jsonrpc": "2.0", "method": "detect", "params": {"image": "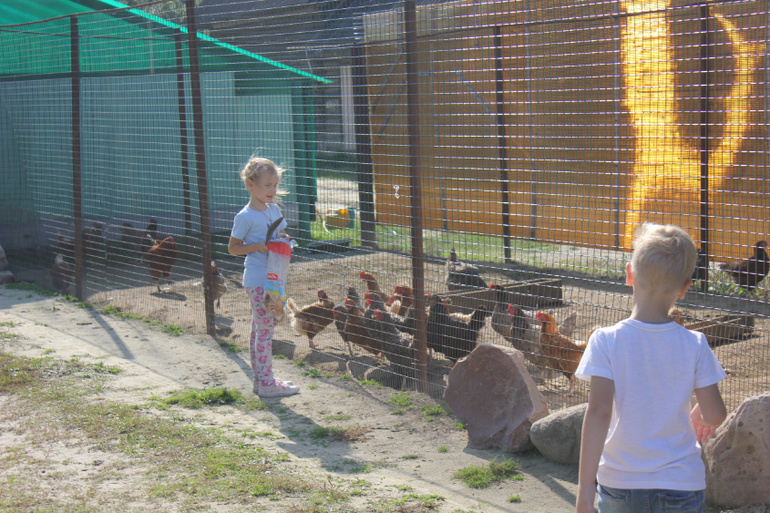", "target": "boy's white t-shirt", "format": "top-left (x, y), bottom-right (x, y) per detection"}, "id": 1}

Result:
top-left (230, 204), bottom-right (286, 288)
top-left (575, 319), bottom-right (726, 491)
